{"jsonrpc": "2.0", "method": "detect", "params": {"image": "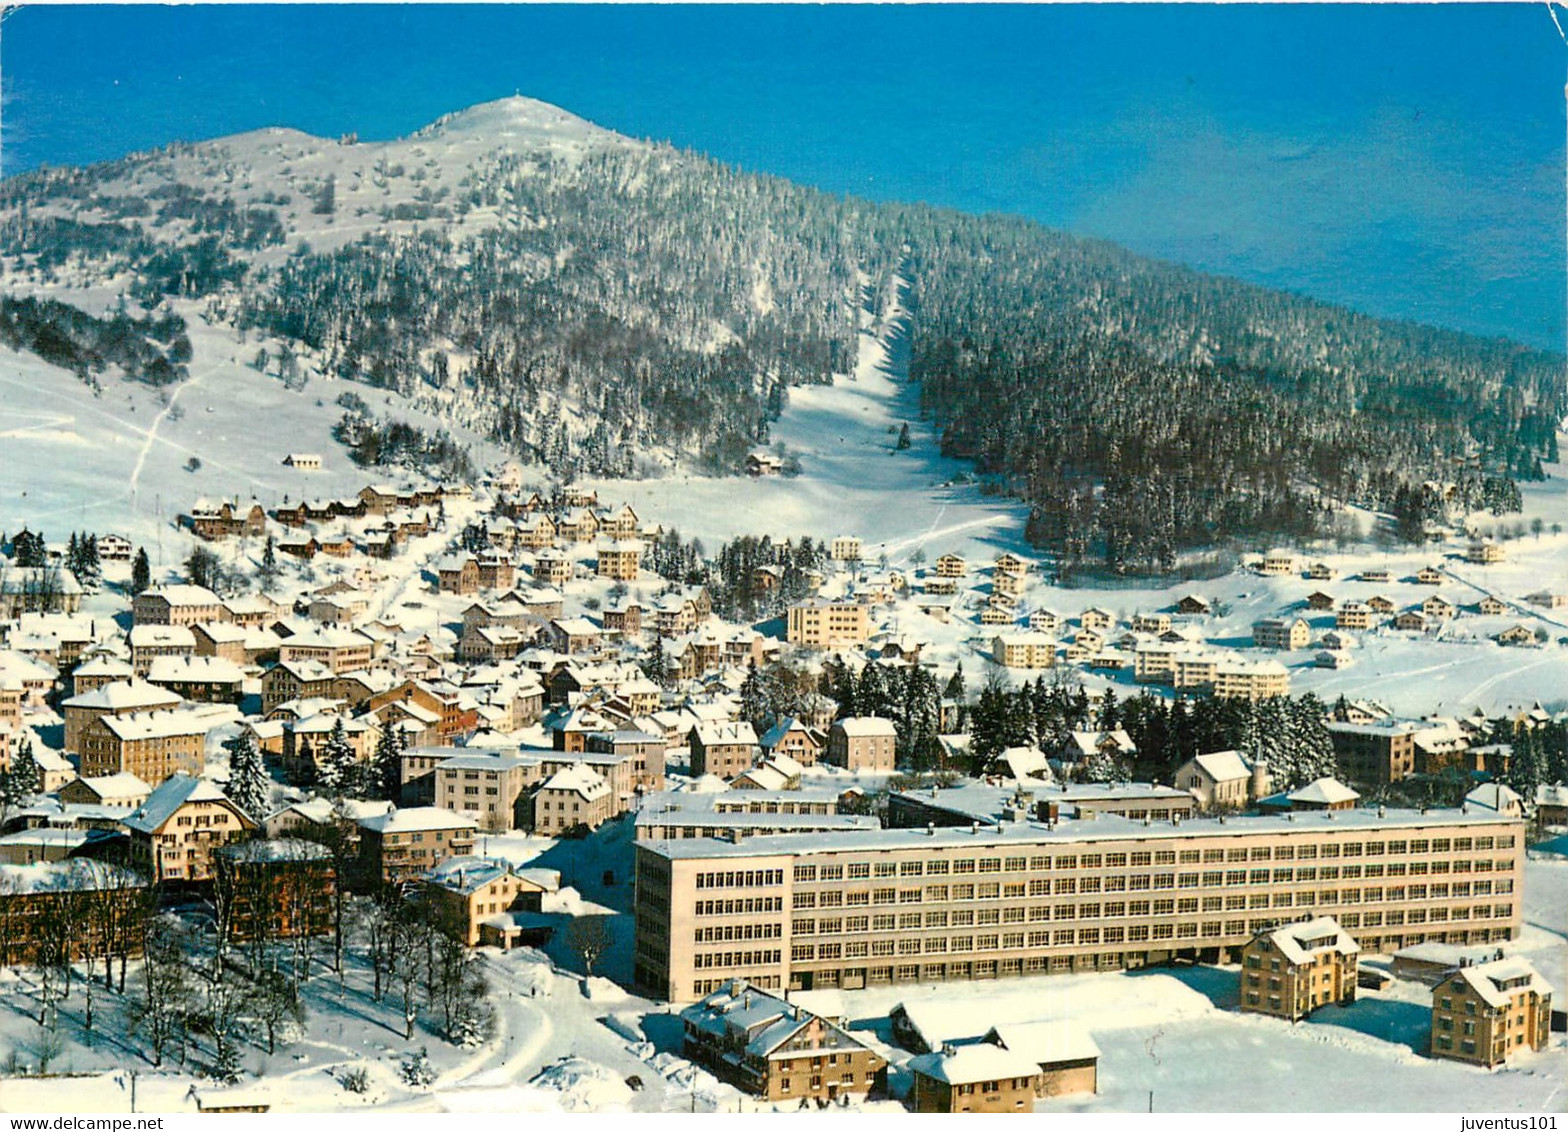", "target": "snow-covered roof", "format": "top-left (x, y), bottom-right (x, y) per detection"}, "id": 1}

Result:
top-left (540, 762), bottom-right (610, 801)
top-left (986, 1021), bottom-right (1101, 1066)
top-left (141, 584), bottom-right (220, 606)
top-left (147, 654), bottom-right (245, 683)
top-left (1288, 777), bottom-right (1360, 806)
top-left (0, 858), bottom-right (146, 894)
top-left (62, 678), bottom-right (182, 712)
top-left (907, 1044), bottom-right (1042, 1085)
top-left (358, 806), bottom-right (478, 835)
top-left (64, 772), bottom-right (151, 801)
top-left (123, 774), bottom-right (236, 834)
top-left (1188, 750), bottom-right (1252, 783)
top-left (834, 716), bottom-right (896, 738)
top-left (100, 709), bottom-right (212, 742)
top-left (129, 624), bottom-right (196, 648)
top-left (215, 837), bottom-right (332, 864)
top-left (1464, 782), bottom-right (1522, 813)
top-left (1265, 916), bottom-right (1359, 965)
top-left (1450, 957), bottom-right (1554, 1009)
top-left (693, 720), bottom-right (757, 746)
